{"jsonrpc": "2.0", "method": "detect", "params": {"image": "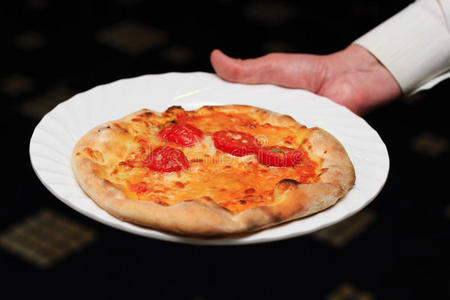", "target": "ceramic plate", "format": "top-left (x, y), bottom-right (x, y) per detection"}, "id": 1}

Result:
top-left (29, 72), bottom-right (389, 245)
